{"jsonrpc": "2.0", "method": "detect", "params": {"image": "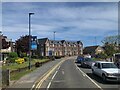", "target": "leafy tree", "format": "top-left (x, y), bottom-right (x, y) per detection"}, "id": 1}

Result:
top-left (104, 43), bottom-right (117, 57)
top-left (16, 35), bottom-right (31, 56)
top-left (102, 35), bottom-right (120, 58)
top-left (102, 35), bottom-right (118, 45)
top-left (97, 53), bottom-right (108, 59)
